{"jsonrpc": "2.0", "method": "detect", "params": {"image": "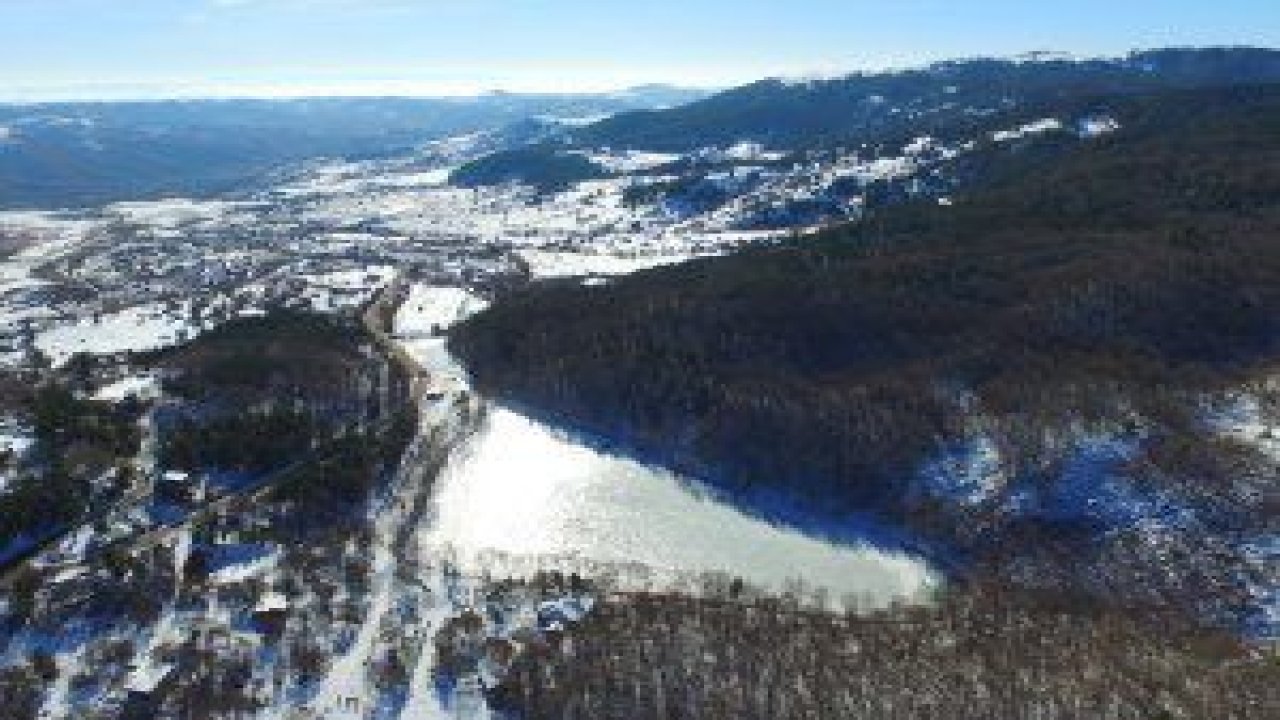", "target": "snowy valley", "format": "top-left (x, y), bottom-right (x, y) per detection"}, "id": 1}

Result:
top-left (0, 48), bottom-right (1277, 719)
